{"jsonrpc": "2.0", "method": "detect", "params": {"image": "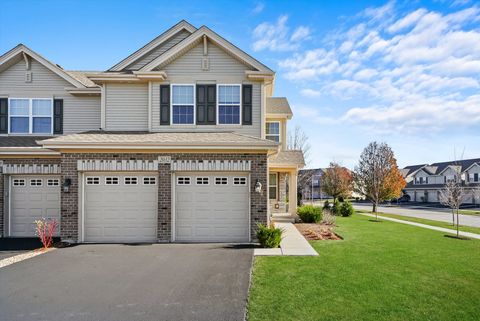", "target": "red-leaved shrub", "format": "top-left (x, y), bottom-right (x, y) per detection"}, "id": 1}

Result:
top-left (35, 218), bottom-right (58, 249)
